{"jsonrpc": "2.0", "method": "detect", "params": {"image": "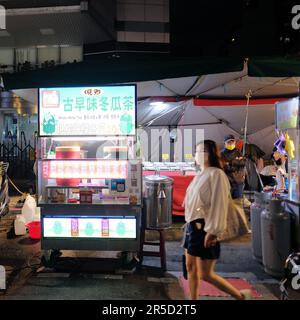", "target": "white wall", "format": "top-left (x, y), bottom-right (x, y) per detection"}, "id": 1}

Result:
top-left (0, 48), bottom-right (14, 65)
top-left (61, 46), bottom-right (83, 63)
top-left (15, 48), bottom-right (36, 64)
top-left (117, 0), bottom-right (169, 22)
top-left (117, 0), bottom-right (169, 43)
top-left (139, 126), bottom-right (170, 162)
top-left (38, 47), bottom-right (59, 64)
